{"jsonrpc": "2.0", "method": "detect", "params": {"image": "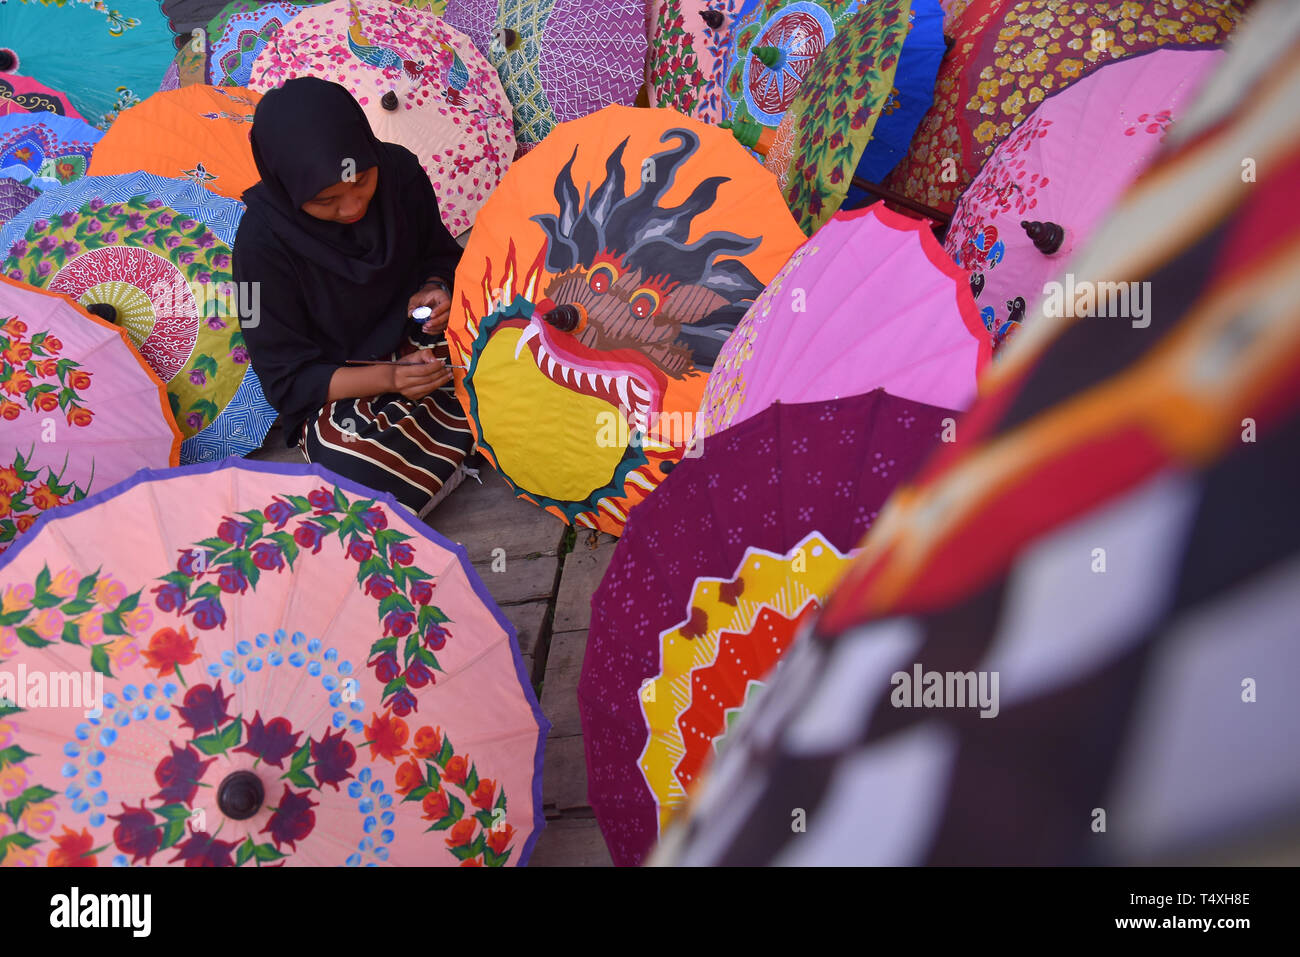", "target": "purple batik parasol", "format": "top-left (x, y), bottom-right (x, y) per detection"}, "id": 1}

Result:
top-left (577, 389), bottom-right (957, 865)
